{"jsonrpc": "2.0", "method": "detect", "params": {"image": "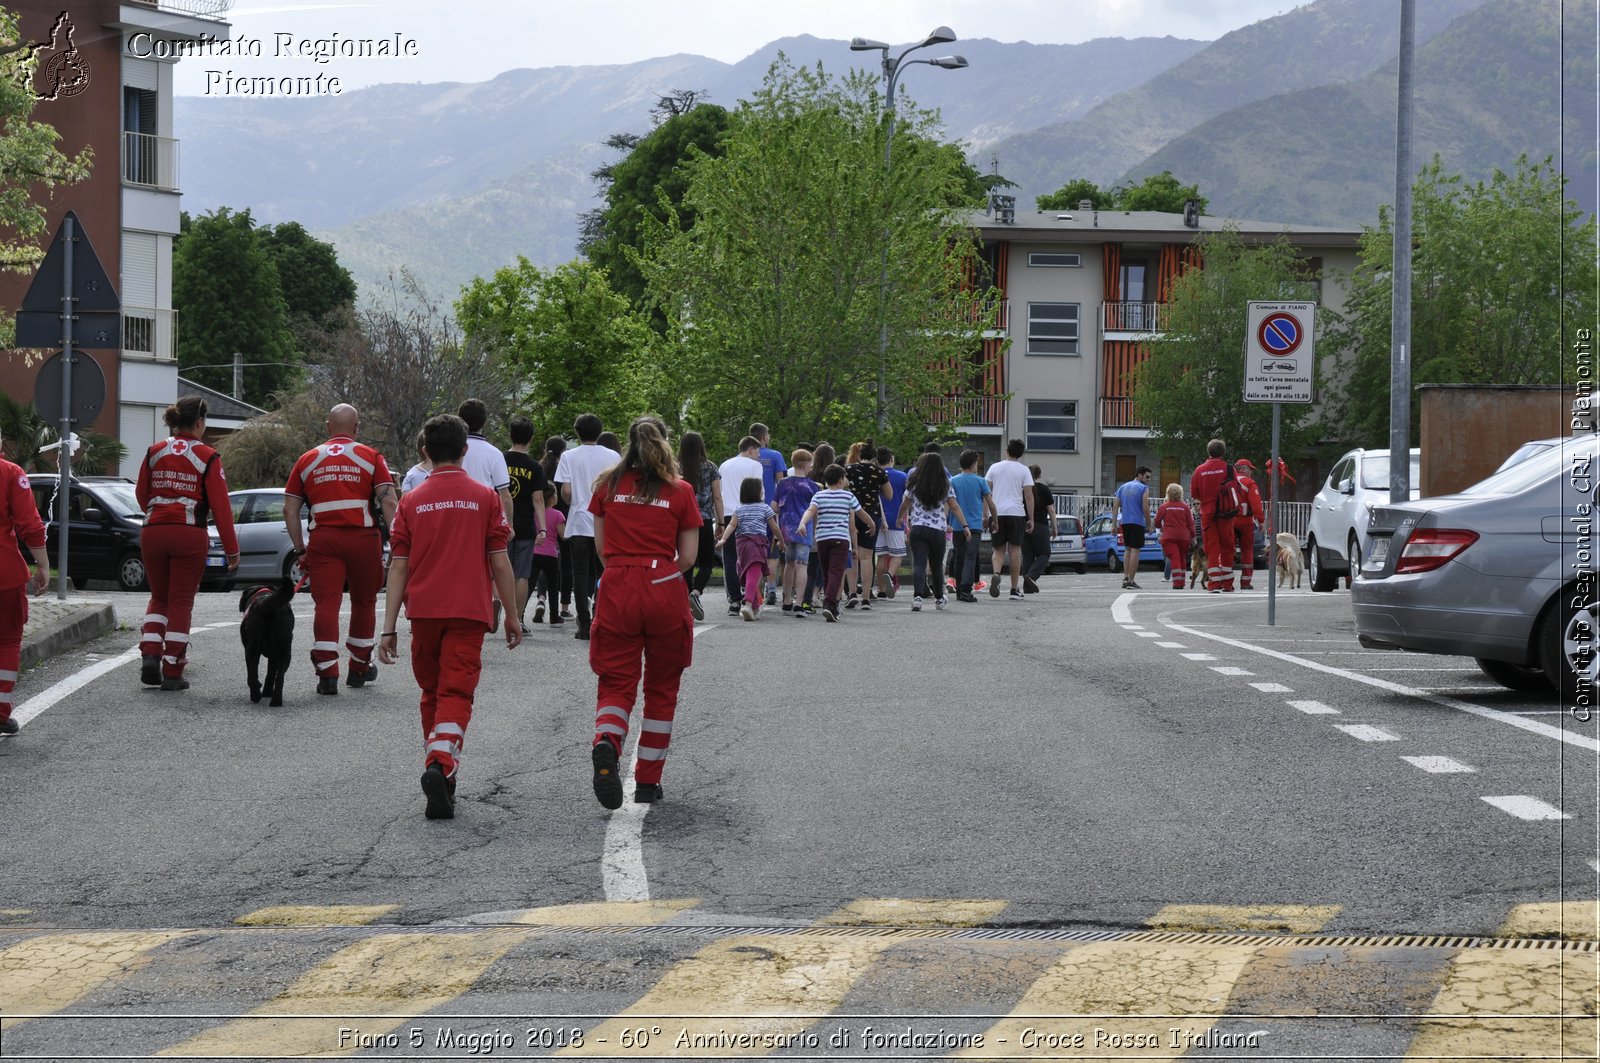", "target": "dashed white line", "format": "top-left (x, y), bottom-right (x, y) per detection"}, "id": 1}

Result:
top-left (1481, 796), bottom-right (1570, 821)
top-left (1287, 700), bottom-right (1340, 715)
top-left (1402, 756), bottom-right (1476, 774)
top-left (1250, 682), bottom-right (1294, 694)
top-left (1156, 641), bottom-right (1186, 649)
top-left (1135, 631), bottom-right (1161, 638)
top-left (1181, 653), bottom-right (1217, 661)
top-left (1210, 666), bottom-right (1254, 676)
top-left (1335, 724), bottom-right (1401, 743)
